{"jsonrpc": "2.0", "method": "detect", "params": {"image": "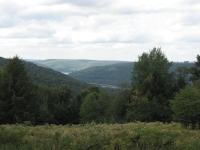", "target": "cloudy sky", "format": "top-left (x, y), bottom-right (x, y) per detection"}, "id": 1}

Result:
top-left (0, 0), bottom-right (199, 61)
